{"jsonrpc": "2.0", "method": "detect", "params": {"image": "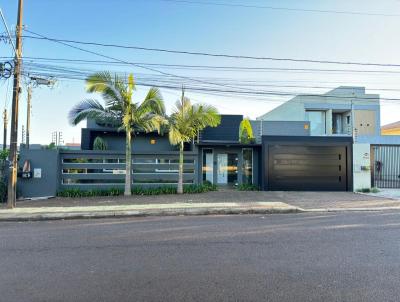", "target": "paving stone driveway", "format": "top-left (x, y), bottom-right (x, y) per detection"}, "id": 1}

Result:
top-left (7, 190), bottom-right (399, 210)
